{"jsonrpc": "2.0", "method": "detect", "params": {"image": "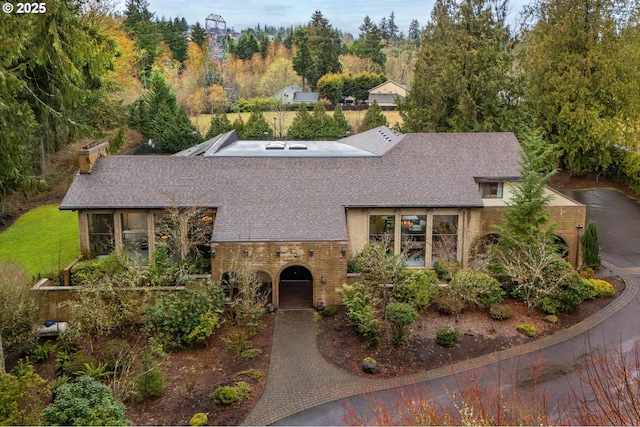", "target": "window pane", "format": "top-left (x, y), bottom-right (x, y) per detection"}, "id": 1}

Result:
top-left (480, 182), bottom-right (503, 198)
top-left (401, 215), bottom-right (426, 267)
top-left (88, 213), bottom-right (114, 258)
top-left (121, 212), bottom-right (149, 261)
top-left (432, 215), bottom-right (458, 266)
top-left (369, 215), bottom-right (395, 252)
